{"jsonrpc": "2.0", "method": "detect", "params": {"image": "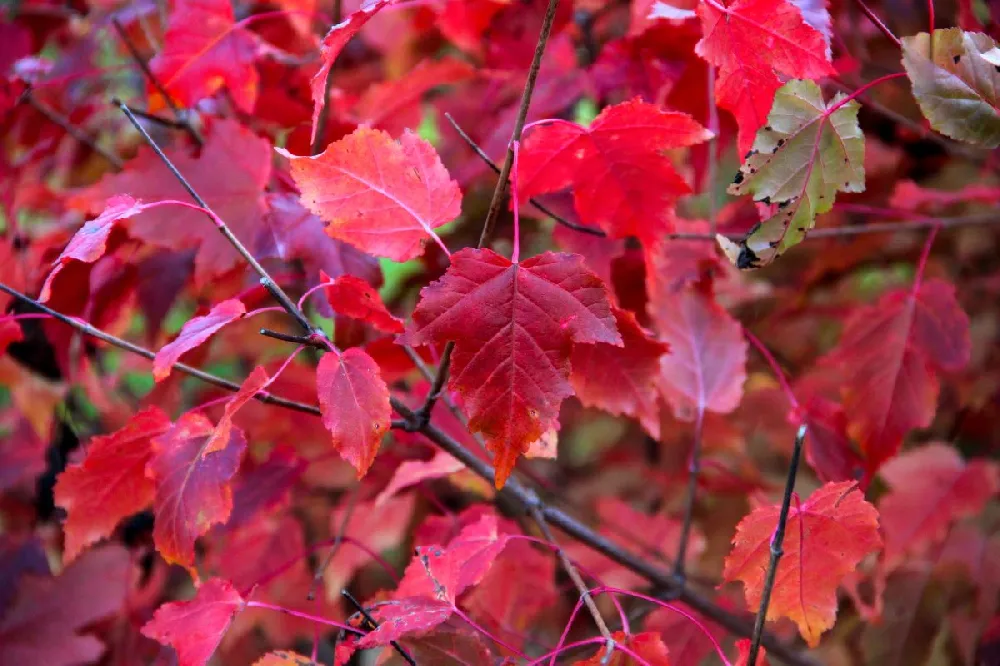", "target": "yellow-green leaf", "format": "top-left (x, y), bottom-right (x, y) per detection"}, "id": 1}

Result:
top-left (902, 28), bottom-right (1000, 148)
top-left (722, 80), bottom-right (864, 269)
